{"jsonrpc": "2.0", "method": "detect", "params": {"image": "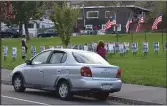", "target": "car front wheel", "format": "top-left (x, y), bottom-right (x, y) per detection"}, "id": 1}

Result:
top-left (56, 81), bottom-right (73, 100)
top-left (93, 92), bottom-right (109, 101)
top-left (13, 75), bottom-right (26, 92)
